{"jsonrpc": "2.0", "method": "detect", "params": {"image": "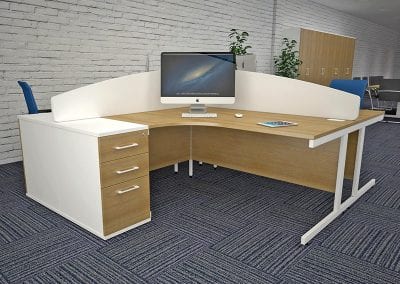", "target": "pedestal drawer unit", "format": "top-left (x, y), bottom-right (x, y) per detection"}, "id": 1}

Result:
top-left (19, 115), bottom-right (151, 240)
top-left (99, 130), bottom-right (151, 235)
